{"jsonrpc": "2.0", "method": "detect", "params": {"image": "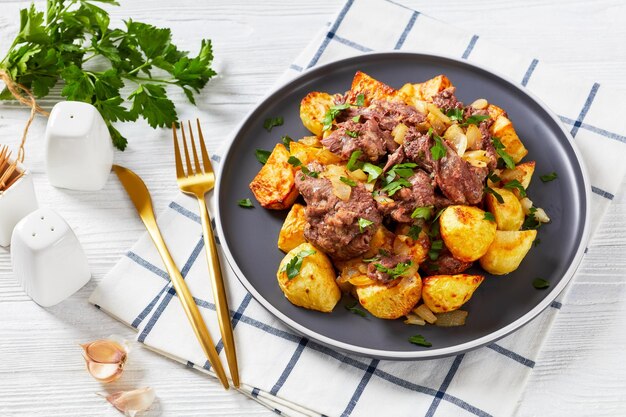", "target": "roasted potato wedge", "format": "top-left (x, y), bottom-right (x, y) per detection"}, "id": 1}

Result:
top-left (335, 258), bottom-right (376, 293)
top-left (249, 143), bottom-right (298, 209)
top-left (479, 230), bottom-right (537, 275)
top-left (362, 225), bottom-right (395, 258)
top-left (300, 92), bottom-right (336, 136)
top-left (439, 205), bottom-right (497, 262)
top-left (289, 141), bottom-right (342, 166)
top-left (394, 224), bottom-right (429, 265)
top-left (486, 103), bottom-right (507, 120)
top-left (277, 204), bottom-right (307, 252)
top-left (490, 115), bottom-right (528, 163)
top-left (498, 161), bottom-right (536, 191)
top-left (485, 187), bottom-right (524, 231)
top-left (277, 243), bottom-right (341, 312)
top-left (356, 274), bottom-right (422, 319)
top-left (348, 71), bottom-right (399, 105)
top-left (416, 75), bottom-right (453, 101)
top-left (422, 274), bottom-right (484, 313)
